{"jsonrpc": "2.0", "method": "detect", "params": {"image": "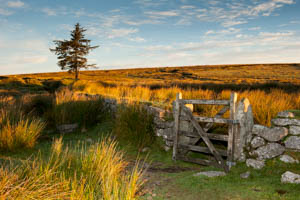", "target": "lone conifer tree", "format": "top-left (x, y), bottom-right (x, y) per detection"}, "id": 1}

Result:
top-left (50, 23), bottom-right (99, 80)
